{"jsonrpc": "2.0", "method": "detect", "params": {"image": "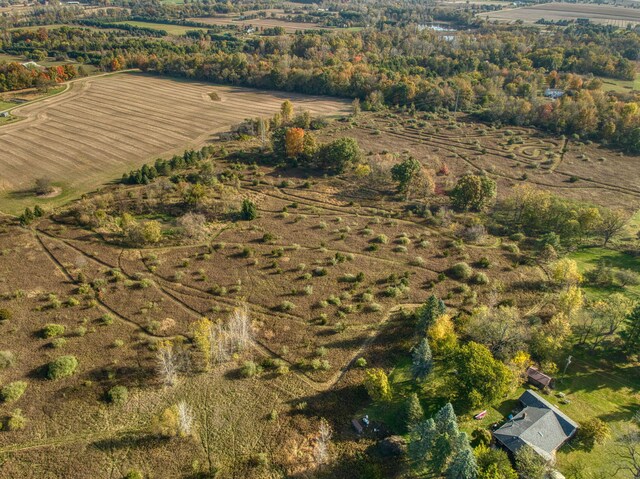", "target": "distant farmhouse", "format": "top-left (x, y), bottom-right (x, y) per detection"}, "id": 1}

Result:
top-left (544, 88), bottom-right (564, 99)
top-left (493, 390), bottom-right (578, 462)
